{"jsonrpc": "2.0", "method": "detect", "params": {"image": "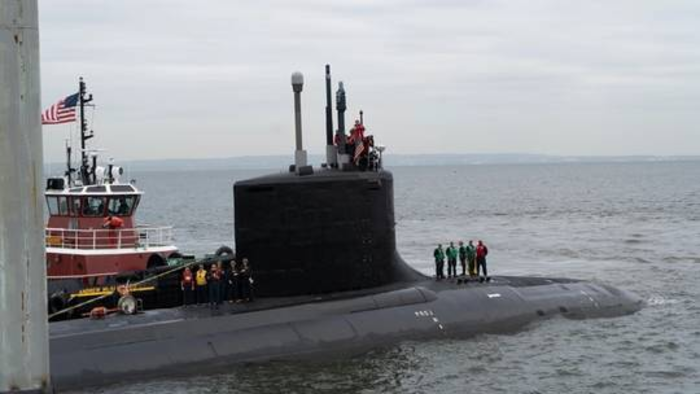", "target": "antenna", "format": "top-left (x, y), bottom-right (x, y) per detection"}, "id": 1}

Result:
top-left (291, 72), bottom-right (308, 173)
top-left (325, 65), bottom-right (337, 167)
top-left (64, 139), bottom-right (76, 186)
top-left (336, 81), bottom-right (349, 167)
top-left (78, 77), bottom-right (94, 185)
